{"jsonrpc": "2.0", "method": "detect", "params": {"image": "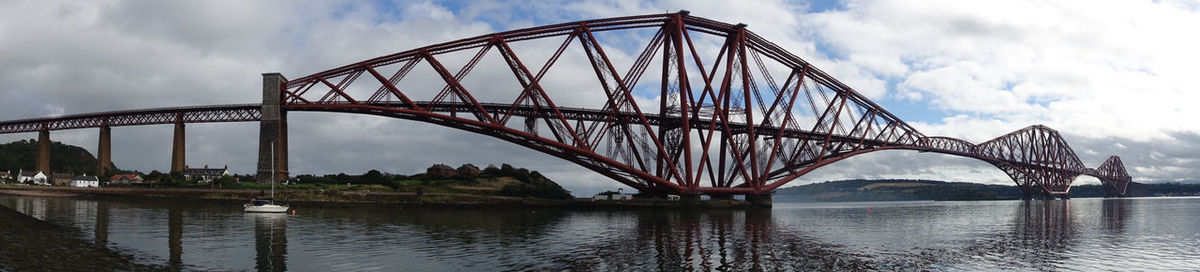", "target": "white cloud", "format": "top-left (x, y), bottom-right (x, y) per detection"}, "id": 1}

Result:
top-left (803, 0), bottom-right (1200, 141)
